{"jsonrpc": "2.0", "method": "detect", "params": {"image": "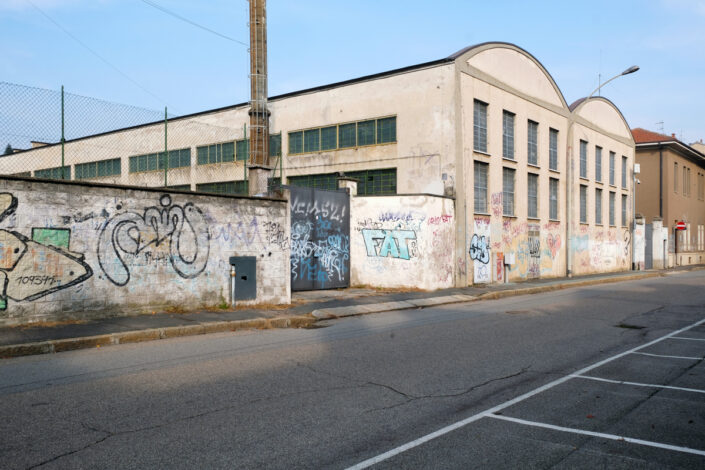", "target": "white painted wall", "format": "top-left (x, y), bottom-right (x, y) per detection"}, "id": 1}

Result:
top-left (350, 195), bottom-right (455, 290)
